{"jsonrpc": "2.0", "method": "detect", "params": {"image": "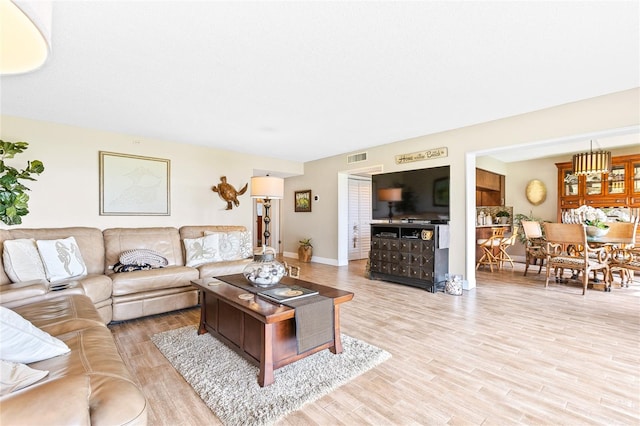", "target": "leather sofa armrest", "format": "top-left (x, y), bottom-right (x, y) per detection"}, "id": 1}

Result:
top-left (0, 375), bottom-right (91, 426)
top-left (0, 280), bottom-right (48, 305)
